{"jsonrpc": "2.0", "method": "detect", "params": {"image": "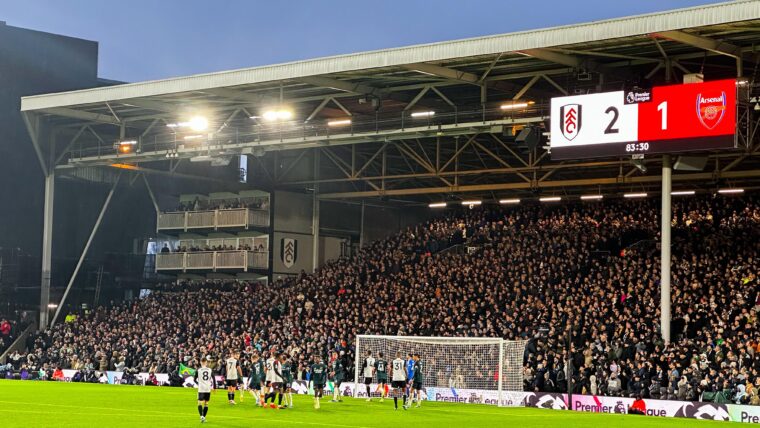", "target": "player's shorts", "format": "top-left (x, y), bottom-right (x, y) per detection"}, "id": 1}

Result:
top-left (377, 377), bottom-right (388, 385)
top-left (413, 381), bottom-right (423, 390)
top-left (364, 377), bottom-right (373, 385)
top-left (198, 392), bottom-right (211, 401)
top-left (265, 380), bottom-right (272, 387)
top-left (249, 378), bottom-right (261, 388)
top-left (333, 378), bottom-right (343, 386)
top-left (314, 383), bottom-right (325, 391)
top-left (284, 382), bottom-right (293, 390)
top-left (392, 380), bottom-right (405, 389)
top-left (226, 379), bottom-right (237, 387)
top-left (271, 382), bottom-right (282, 390)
